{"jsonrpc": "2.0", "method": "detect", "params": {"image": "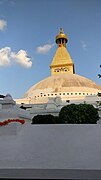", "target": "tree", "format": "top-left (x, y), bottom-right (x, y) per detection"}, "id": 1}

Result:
top-left (59, 104), bottom-right (99, 124)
